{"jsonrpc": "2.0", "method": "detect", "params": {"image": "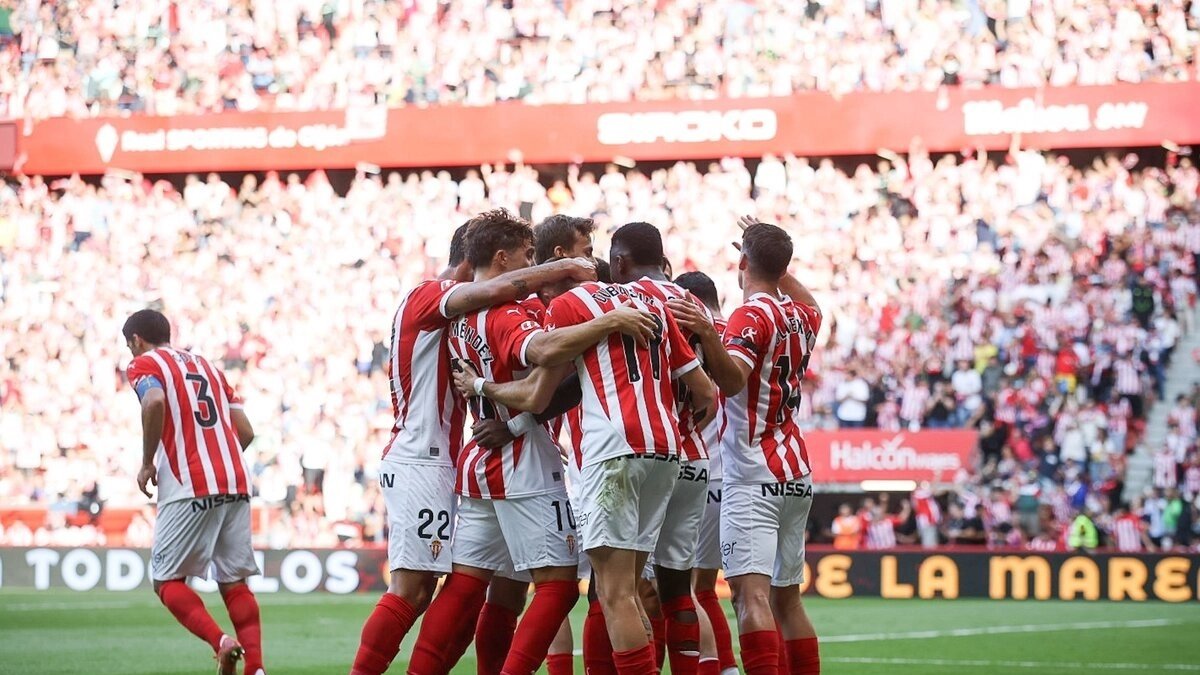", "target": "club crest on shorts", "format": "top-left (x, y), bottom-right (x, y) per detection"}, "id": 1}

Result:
top-left (429, 539), bottom-right (444, 560)
top-left (566, 533), bottom-right (576, 555)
